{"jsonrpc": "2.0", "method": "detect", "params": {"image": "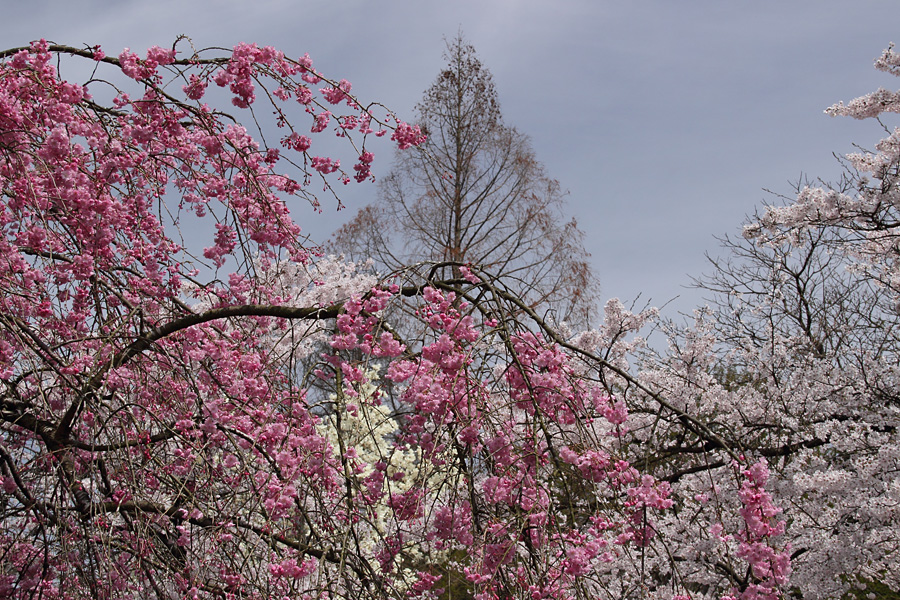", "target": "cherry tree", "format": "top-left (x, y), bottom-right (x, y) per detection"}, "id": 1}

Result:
top-left (0, 39), bottom-right (790, 600)
top-left (620, 48), bottom-right (900, 599)
top-left (740, 46), bottom-right (900, 596)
